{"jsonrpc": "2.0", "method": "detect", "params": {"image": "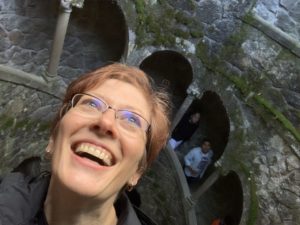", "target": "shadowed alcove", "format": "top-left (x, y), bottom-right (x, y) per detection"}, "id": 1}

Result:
top-left (68, 0), bottom-right (128, 69)
top-left (139, 50), bottom-right (193, 110)
top-left (188, 91), bottom-right (230, 161)
top-left (196, 171), bottom-right (244, 225)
